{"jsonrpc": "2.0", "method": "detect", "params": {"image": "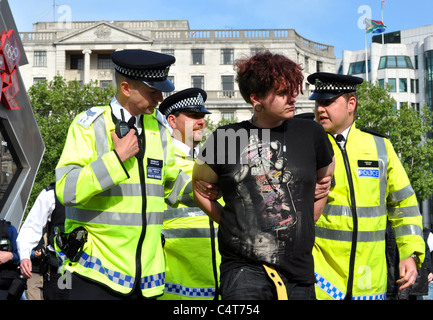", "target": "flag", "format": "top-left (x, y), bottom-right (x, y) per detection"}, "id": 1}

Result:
top-left (365, 18), bottom-right (387, 34)
top-left (381, 1), bottom-right (386, 4)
